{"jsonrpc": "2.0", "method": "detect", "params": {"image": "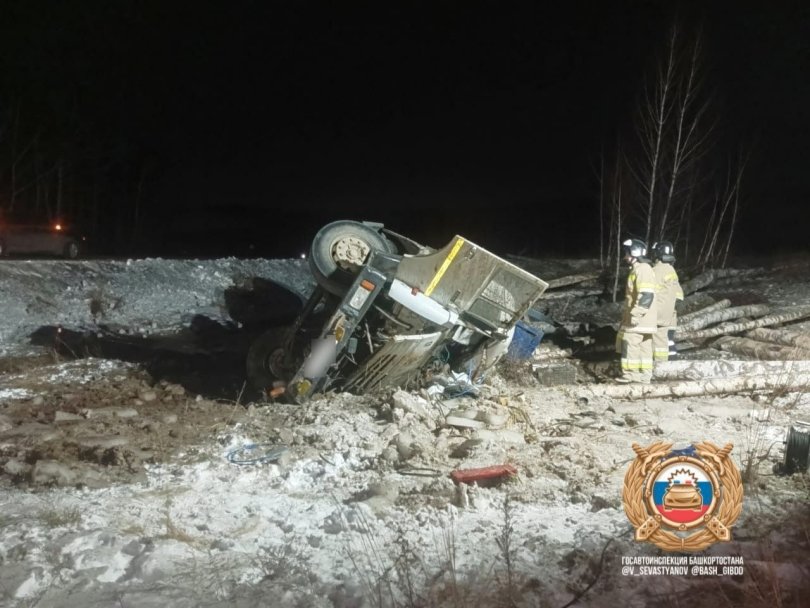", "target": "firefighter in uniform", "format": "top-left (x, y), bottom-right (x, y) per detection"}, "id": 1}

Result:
top-left (651, 241), bottom-right (684, 361)
top-left (616, 239), bottom-right (657, 383)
